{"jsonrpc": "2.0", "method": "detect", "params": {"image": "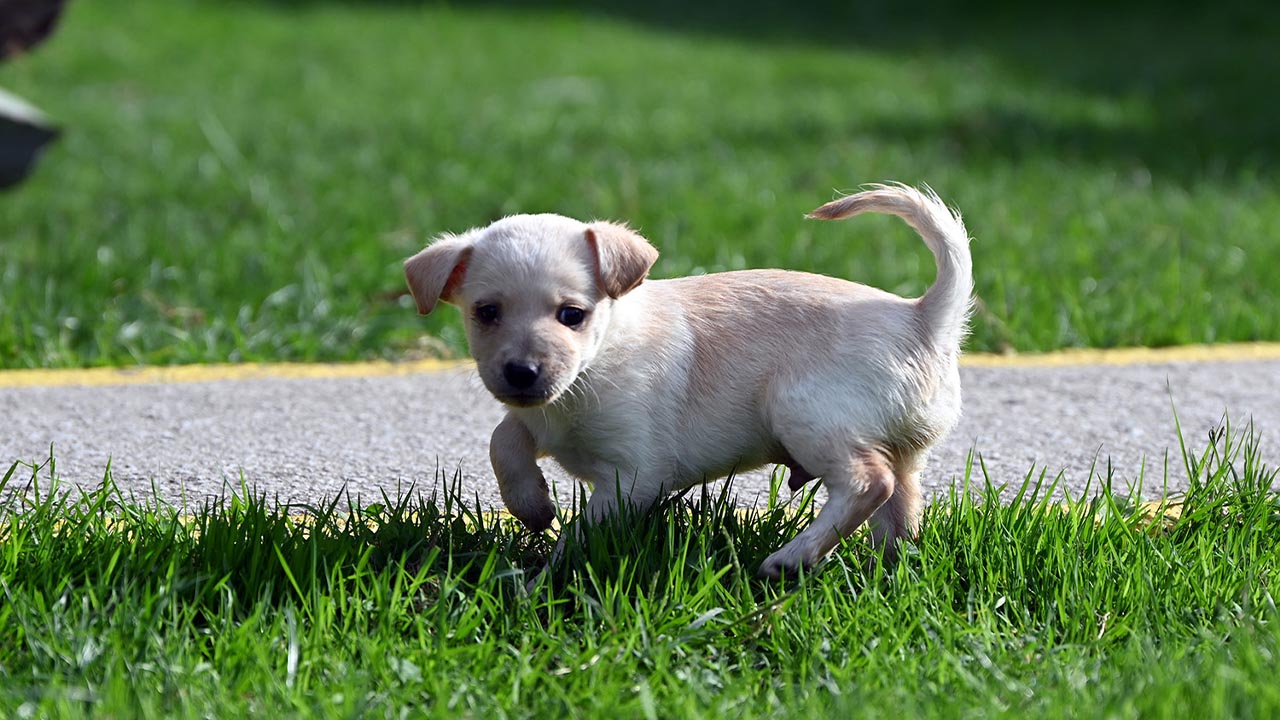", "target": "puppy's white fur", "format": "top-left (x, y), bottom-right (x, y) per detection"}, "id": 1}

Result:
top-left (405, 183), bottom-right (973, 577)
